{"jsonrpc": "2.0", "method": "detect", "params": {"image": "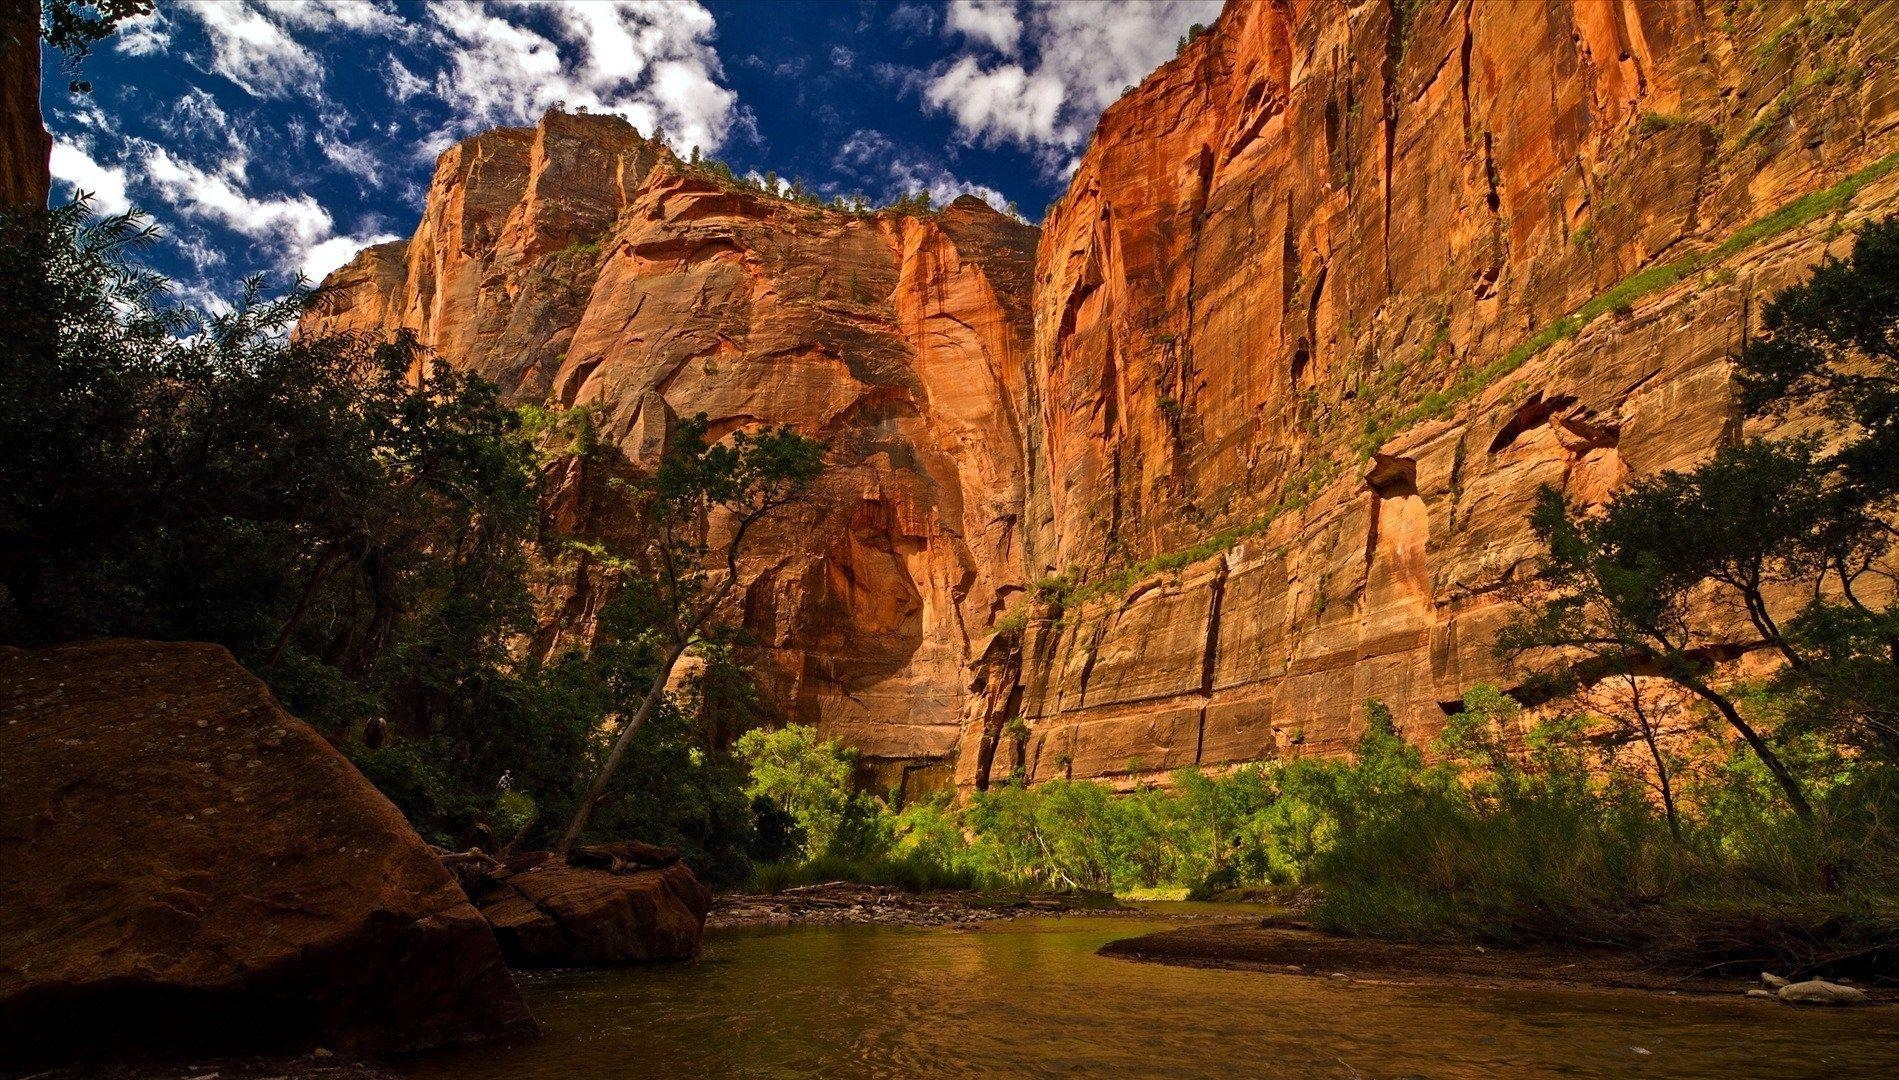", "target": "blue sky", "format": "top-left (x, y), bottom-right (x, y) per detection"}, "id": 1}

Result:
top-left (42, 0), bottom-right (1220, 308)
